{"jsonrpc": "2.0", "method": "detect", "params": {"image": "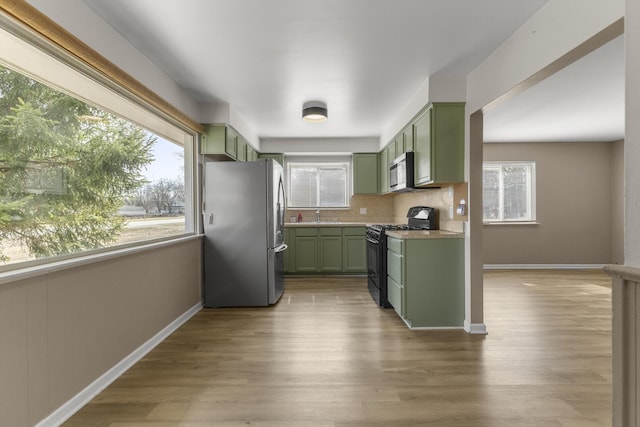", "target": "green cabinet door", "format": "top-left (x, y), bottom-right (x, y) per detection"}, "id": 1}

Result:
top-left (225, 127), bottom-right (237, 158)
top-left (414, 103), bottom-right (464, 186)
top-left (353, 153), bottom-right (379, 194)
top-left (246, 145), bottom-right (259, 161)
top-left (343, 235), bottom-right (366, 273)
top-left (295, 236), bottom-right (318, 272)
top-left (403, 124), bottom-right (414, 152)
top-left (414, 109), bottom-right (432, 183)
top-left (236, 137), bottom-right (247, 161)
top-left (283, 228), bottom-right (295, 273)
top-left (430, 103), bottom-right (465, 184)
top-left (319, 236), bottom-right (343, 272)
top-left (201, 124), bottom-right (249, 162)
top-left (201, 124), bottom-right (231, 158)
top-left (379, 148), bottom-right (389, 194)
top-left (385, 142), bottom-right (396, 166)
top-left (394, 134), bottom-right (404, 156)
